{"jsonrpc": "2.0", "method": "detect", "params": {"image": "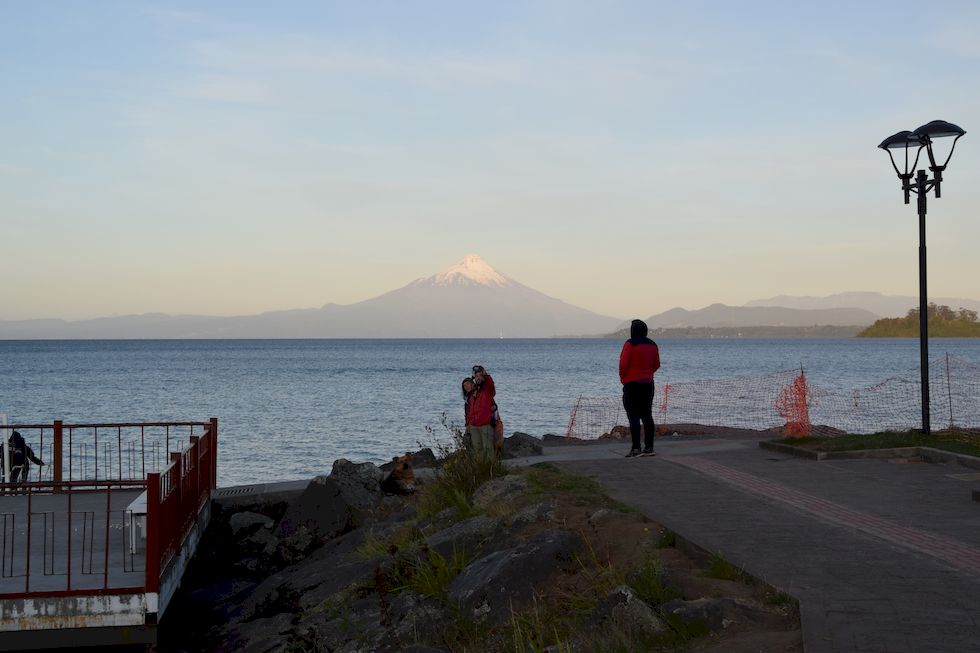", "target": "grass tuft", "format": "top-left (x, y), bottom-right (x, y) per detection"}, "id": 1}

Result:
top-left (418, 413), bottom-right (506, 517)
top-left (387, 546), bottom-right (471, 600)
top-left (655, 528), bottom-right (677, 548)
top-left (706, 551), bottom-right (743, 581)
top-left (628, 554), bottom-right (682, 607)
